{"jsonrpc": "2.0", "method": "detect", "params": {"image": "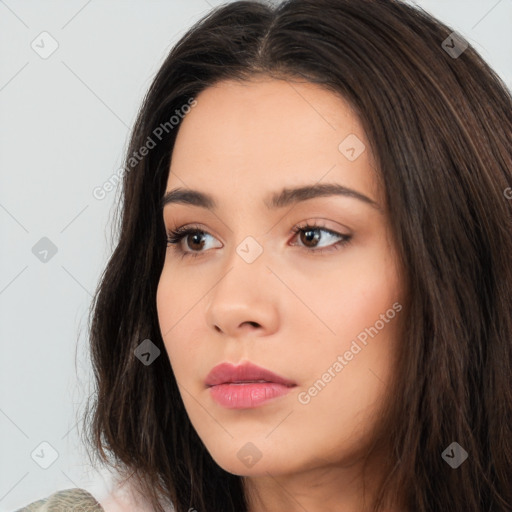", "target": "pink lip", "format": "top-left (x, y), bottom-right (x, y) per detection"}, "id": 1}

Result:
top-left (205, 362), bottom-right (297, 409)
